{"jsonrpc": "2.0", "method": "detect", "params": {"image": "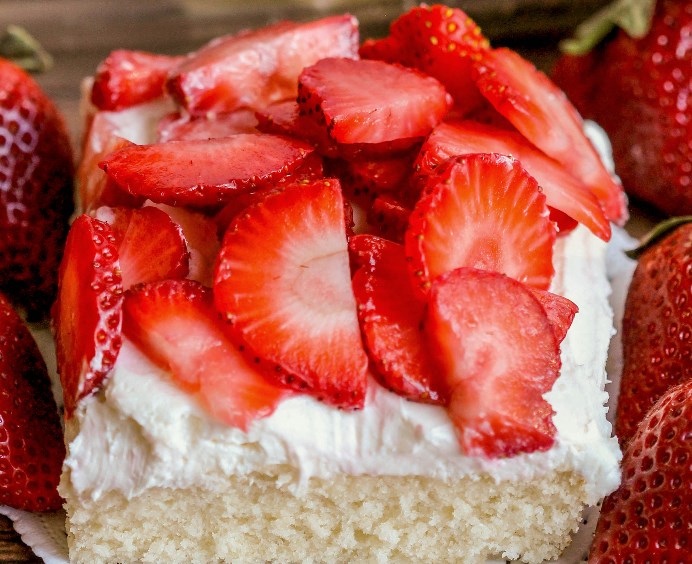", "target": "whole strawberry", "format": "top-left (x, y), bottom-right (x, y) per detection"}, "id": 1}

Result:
top-left (553, 0), bottom-right (692, 216)
top-left (0, 292), bottom-right (65, 511)
top-left (589, 379), bottom-right (691, 563)
top-left (0, 58), bottom-right (74, 318)
top-left (616, 219), bottom-right (692, 445)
